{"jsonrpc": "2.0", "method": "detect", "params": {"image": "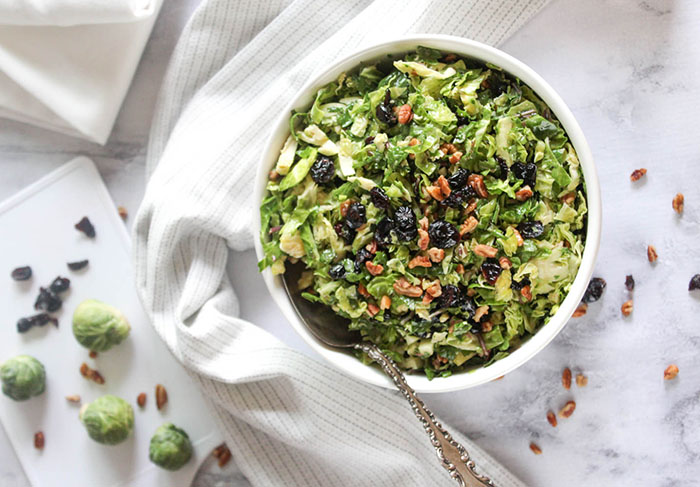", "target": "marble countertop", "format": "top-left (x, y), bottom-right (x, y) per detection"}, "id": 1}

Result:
top-left (2, 0), bottom-right (699, 485)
